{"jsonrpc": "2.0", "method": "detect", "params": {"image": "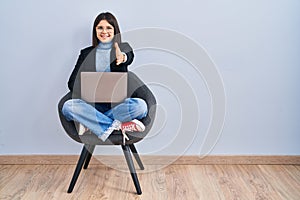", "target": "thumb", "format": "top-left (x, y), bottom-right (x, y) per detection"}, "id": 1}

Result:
top-left (114, 42), bottom-right (120, 51)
